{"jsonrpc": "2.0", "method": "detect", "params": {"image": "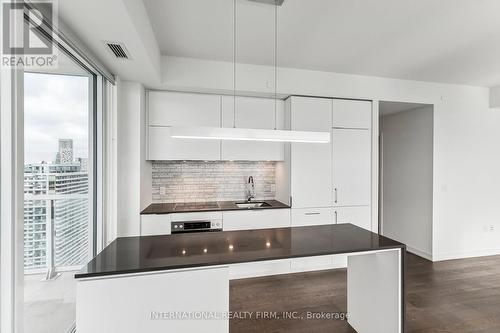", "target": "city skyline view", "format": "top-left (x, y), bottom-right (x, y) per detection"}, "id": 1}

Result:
top-left (24, 72), bottom-right (89, 164)
top-left (24, 72), bottom-right (91, 274)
